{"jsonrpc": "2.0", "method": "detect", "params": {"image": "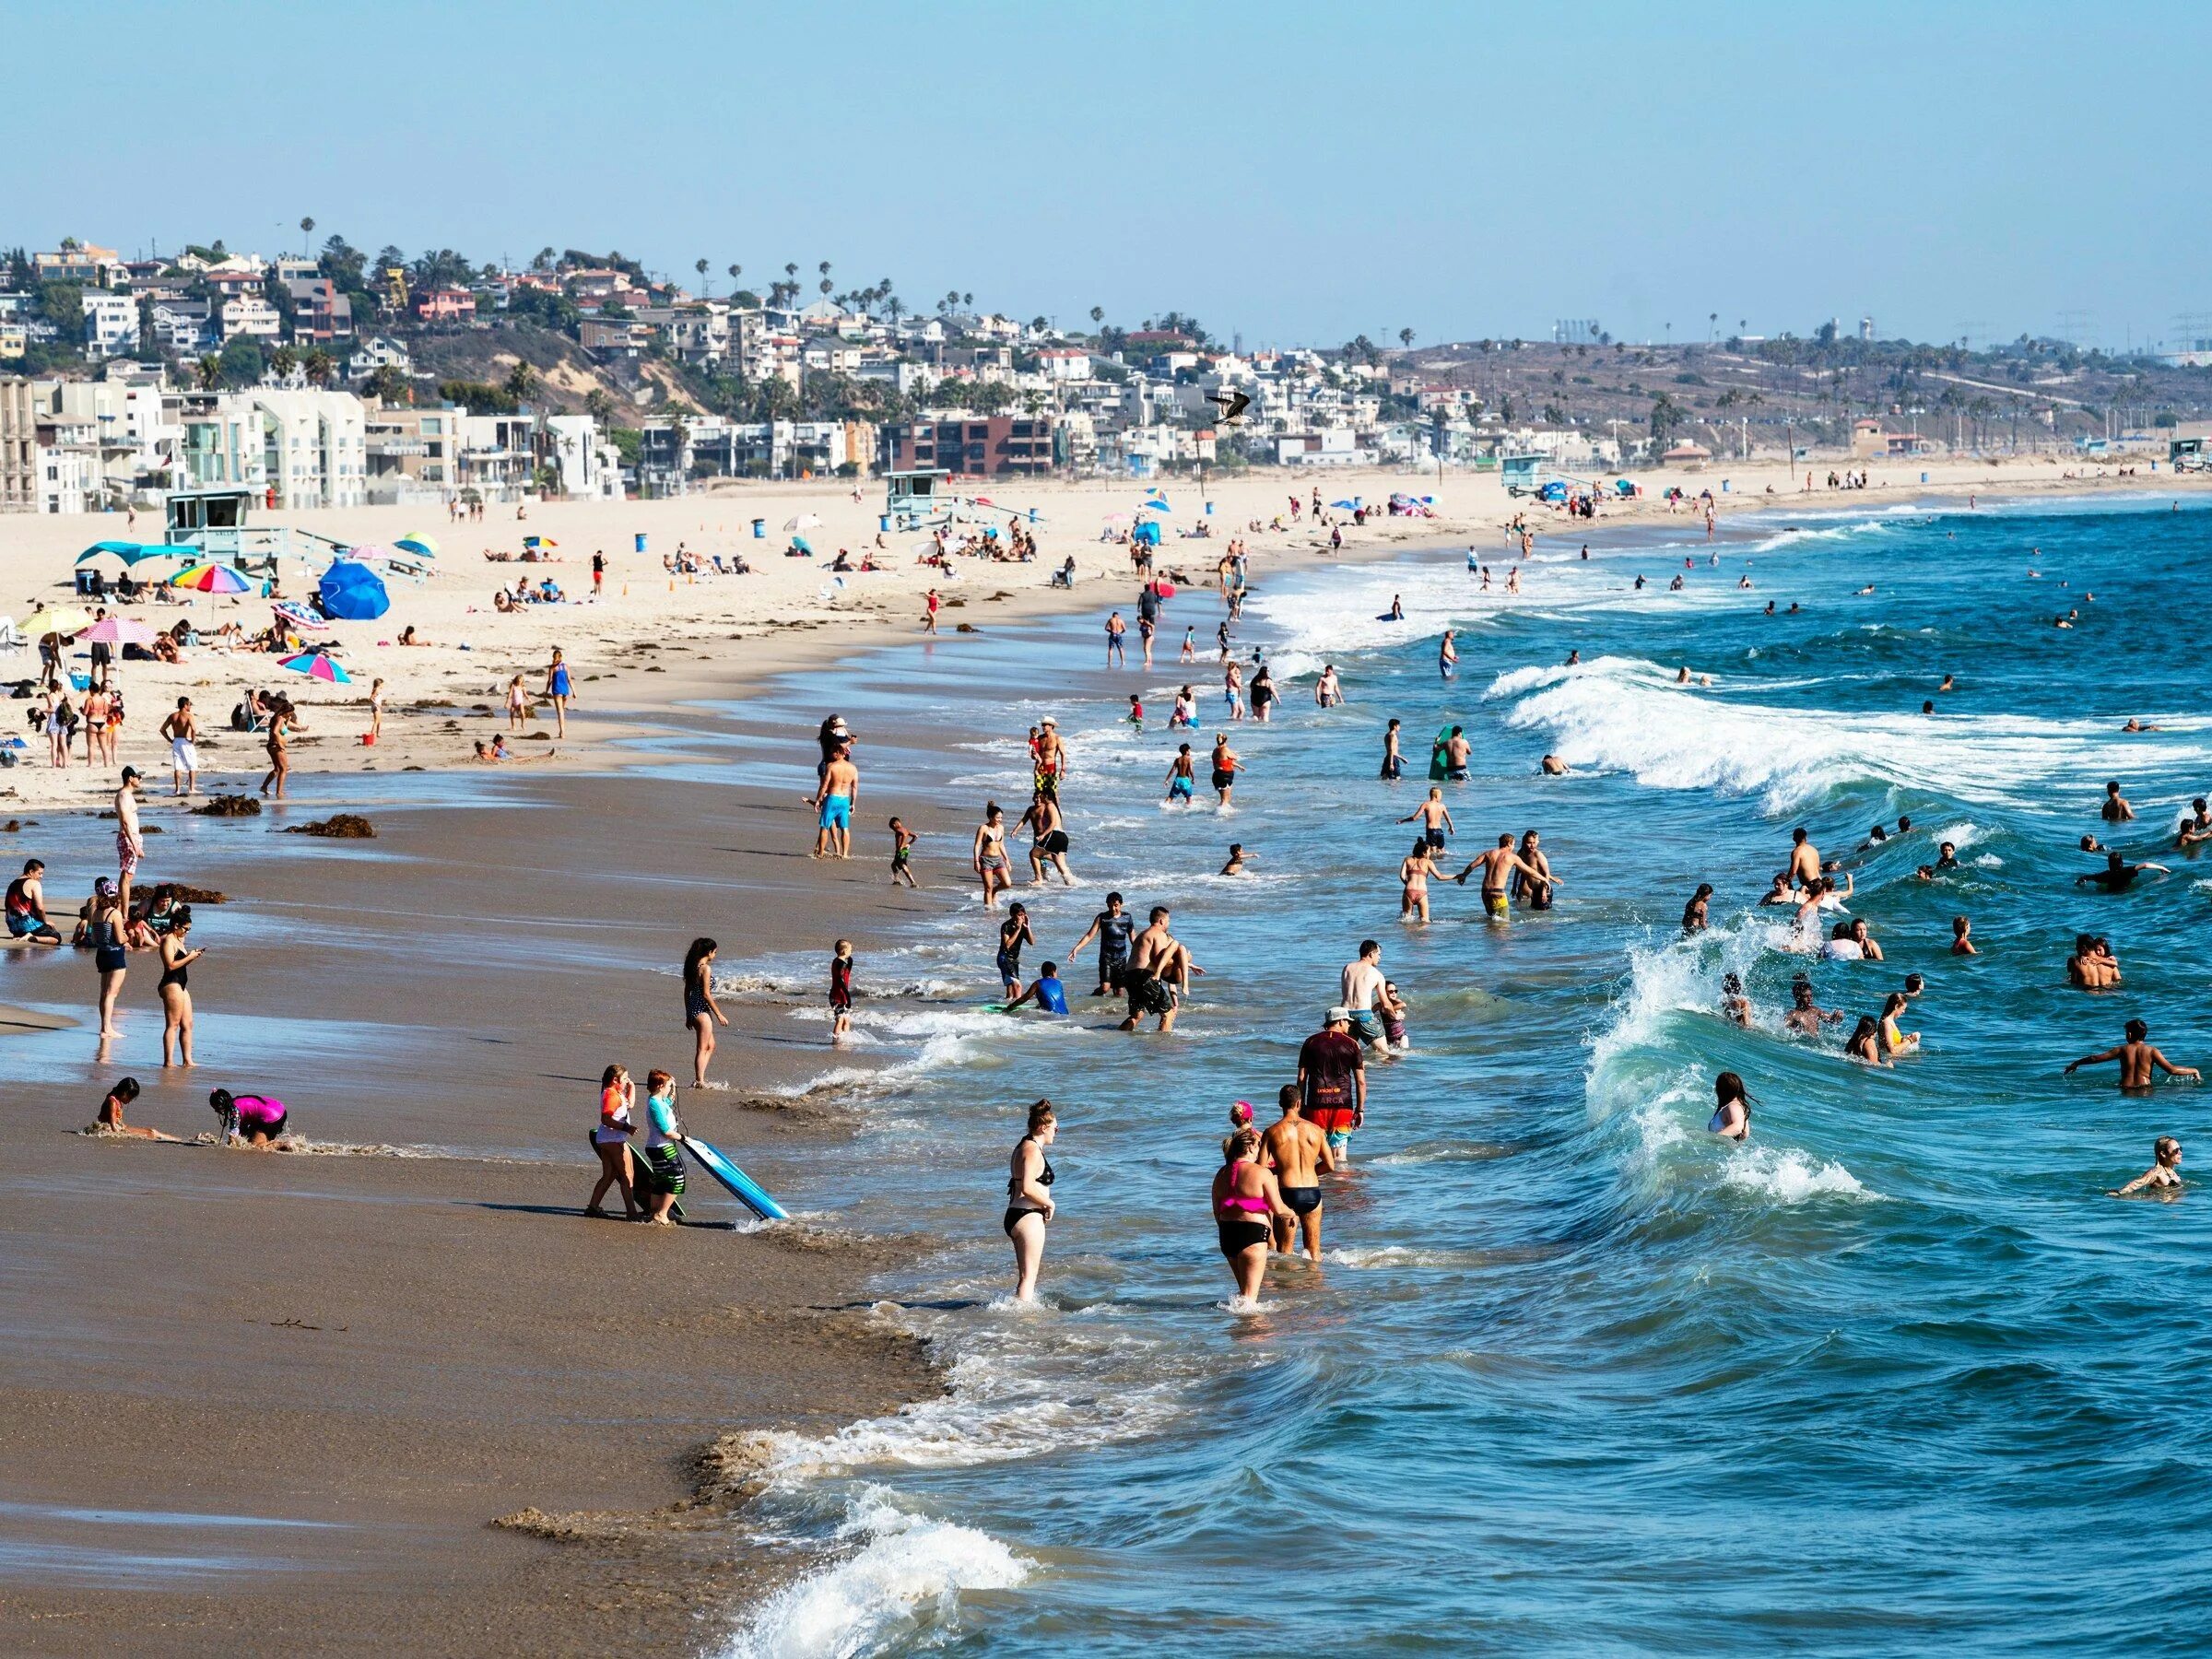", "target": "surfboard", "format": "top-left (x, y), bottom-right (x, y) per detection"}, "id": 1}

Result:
top-left (1428, 723), bottom-right (1455, 782)
top-left (678, 1135), bottom-right (788, 1221)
